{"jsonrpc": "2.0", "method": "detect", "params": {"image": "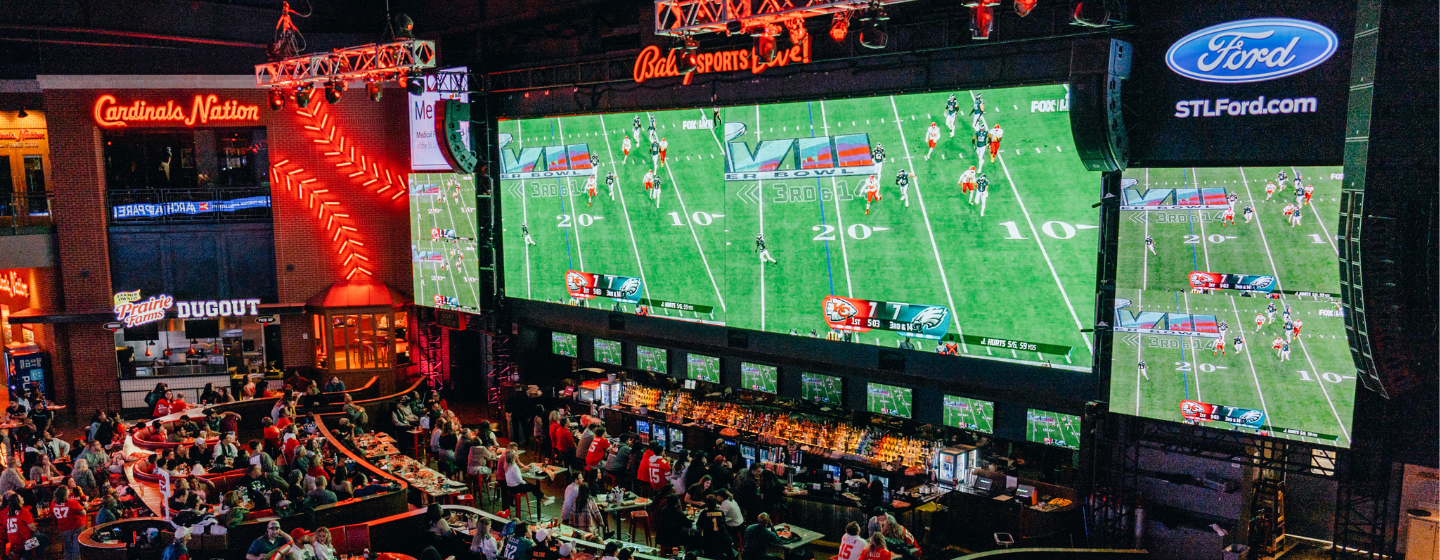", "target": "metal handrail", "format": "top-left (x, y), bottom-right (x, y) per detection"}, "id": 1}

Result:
top-left (0, 191), bottom-right (54, 229)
